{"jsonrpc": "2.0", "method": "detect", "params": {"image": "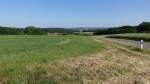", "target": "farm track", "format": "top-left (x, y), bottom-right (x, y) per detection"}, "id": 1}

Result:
top-left (24, 38), bottom-right (150, 84)
top-left (56, 39), bottom-right (71, 45)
